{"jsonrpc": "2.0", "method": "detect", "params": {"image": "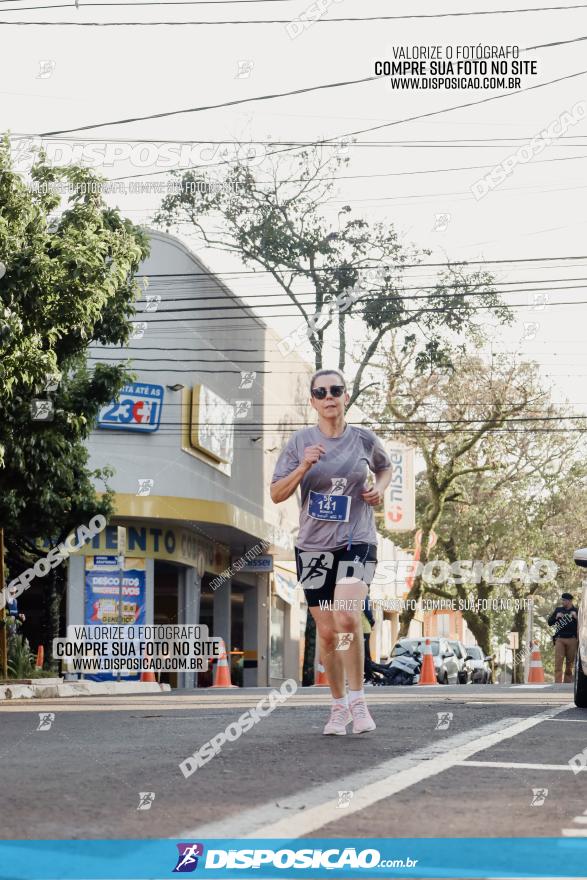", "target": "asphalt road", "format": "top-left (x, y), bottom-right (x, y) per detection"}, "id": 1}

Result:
top-left (1, 684), bottom-right (586, 843)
